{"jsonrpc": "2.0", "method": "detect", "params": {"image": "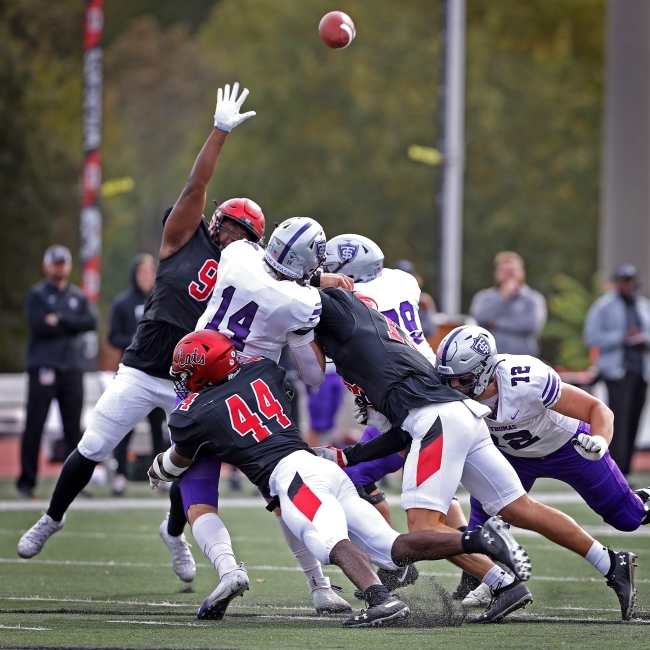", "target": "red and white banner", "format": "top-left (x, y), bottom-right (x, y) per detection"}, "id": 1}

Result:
top-left (80, 0), bottom-right (103, 303)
